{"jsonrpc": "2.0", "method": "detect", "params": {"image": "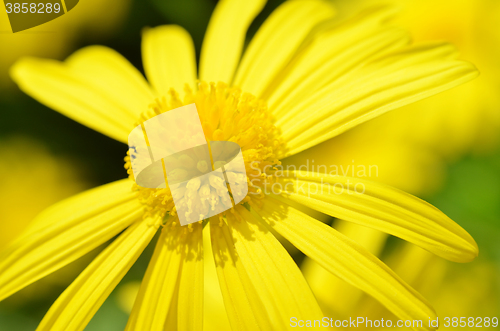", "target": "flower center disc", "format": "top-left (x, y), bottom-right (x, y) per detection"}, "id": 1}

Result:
top-left (124, 81), bottom-right (283, 226)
